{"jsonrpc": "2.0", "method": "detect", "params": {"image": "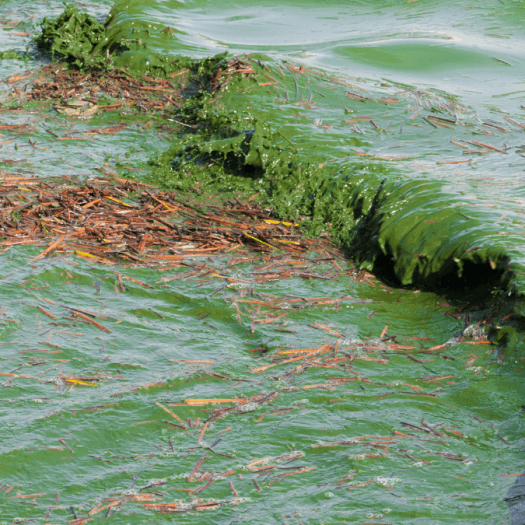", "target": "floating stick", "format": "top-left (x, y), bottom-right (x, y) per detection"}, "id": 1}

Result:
top-left (73, 311), bottom-right (111, 333)
top-left (155, 401), bottom-right (187, 428)
top-left (26, 237), bottom-right (65, 265)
